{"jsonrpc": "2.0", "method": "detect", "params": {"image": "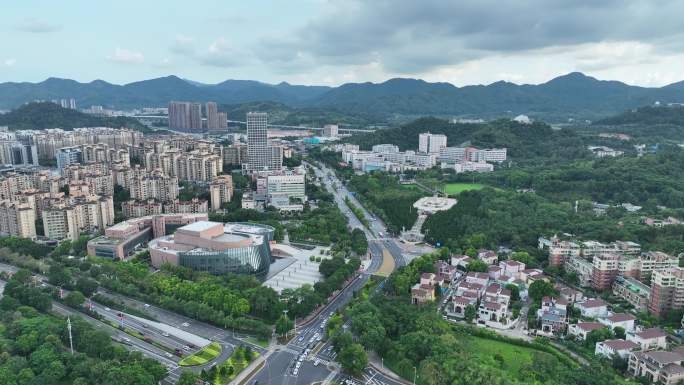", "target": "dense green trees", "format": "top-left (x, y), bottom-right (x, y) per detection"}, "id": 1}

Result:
top-left (0, 237), bottom-right (52, 258)
top-left (64, 291), bottom-right (86, 308)
top-left (275, 314), bottom-right (294, 336)
top-left (348, 173), bottom-right (423, 234)
top-left (351, 228), bottom-right (369, 255)
top-left (528, 281), bottom-right (557, 303)
top-left (0, 272), bottom-right (167, 385)
top-left (422, 187), bottom-right (684, 264)
top-left (465, 149), bottom-right (684, 210)
top-left (338, 343), bottom-right (368, 375)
